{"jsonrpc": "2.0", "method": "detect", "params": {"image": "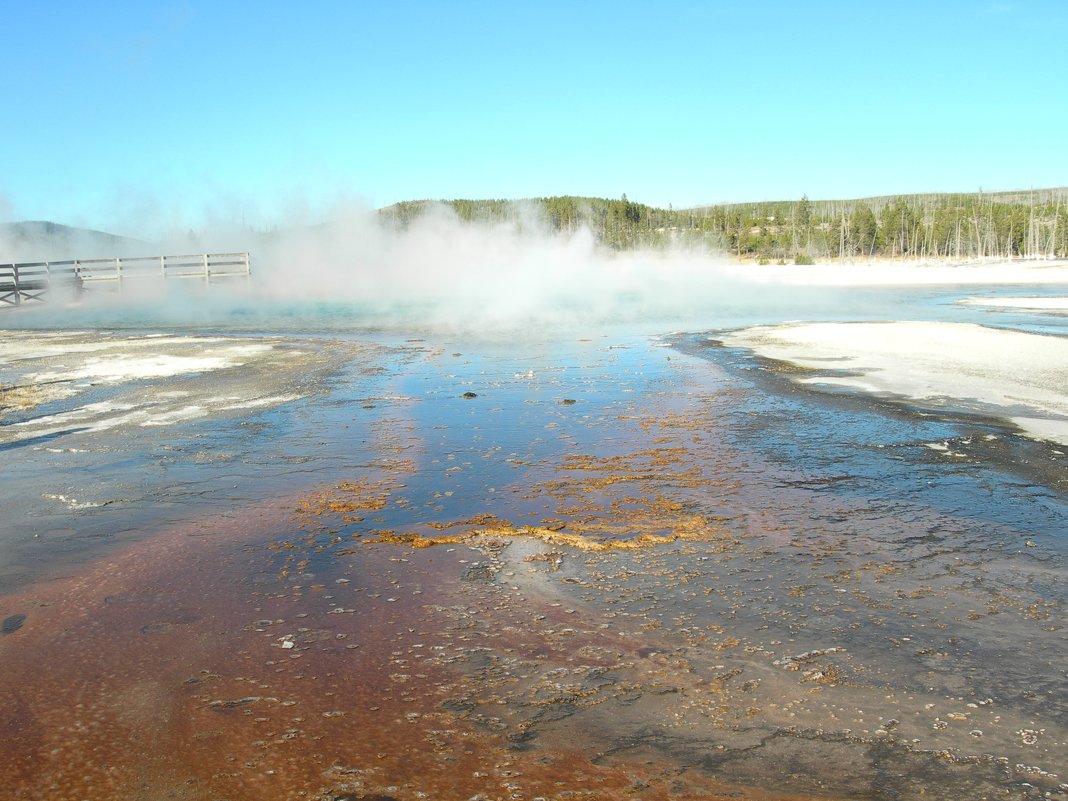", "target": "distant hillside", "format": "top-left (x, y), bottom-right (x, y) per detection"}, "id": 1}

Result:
top-left (381, 187), bottom-right (1068, 261)
top-left (690, 187), bottom-right (1068, 261)
top-left (379, 195), bottom-right (701, 252)
top-left (9, 185), bottom-right (1067, 265)
top-left (0, 221), bottom-right (146, 262)
top-left (696, 187), bottom-right (1068, 216)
